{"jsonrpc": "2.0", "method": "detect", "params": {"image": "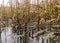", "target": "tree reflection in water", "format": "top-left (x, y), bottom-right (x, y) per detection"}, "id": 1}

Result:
top-left (0, 27), bottom-right (60, 43)
top-left (1, 27), bottom-right (13, 43)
